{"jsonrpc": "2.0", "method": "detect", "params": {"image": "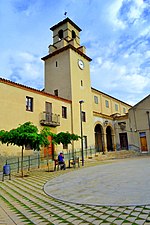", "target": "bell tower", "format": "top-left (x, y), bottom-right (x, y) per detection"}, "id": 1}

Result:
top-left (49, 17), bottom-right (82, 52)
top-left (42, 17), bottom-right (88, 100)
top-left (41, 18), bottom-right (94, 148)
